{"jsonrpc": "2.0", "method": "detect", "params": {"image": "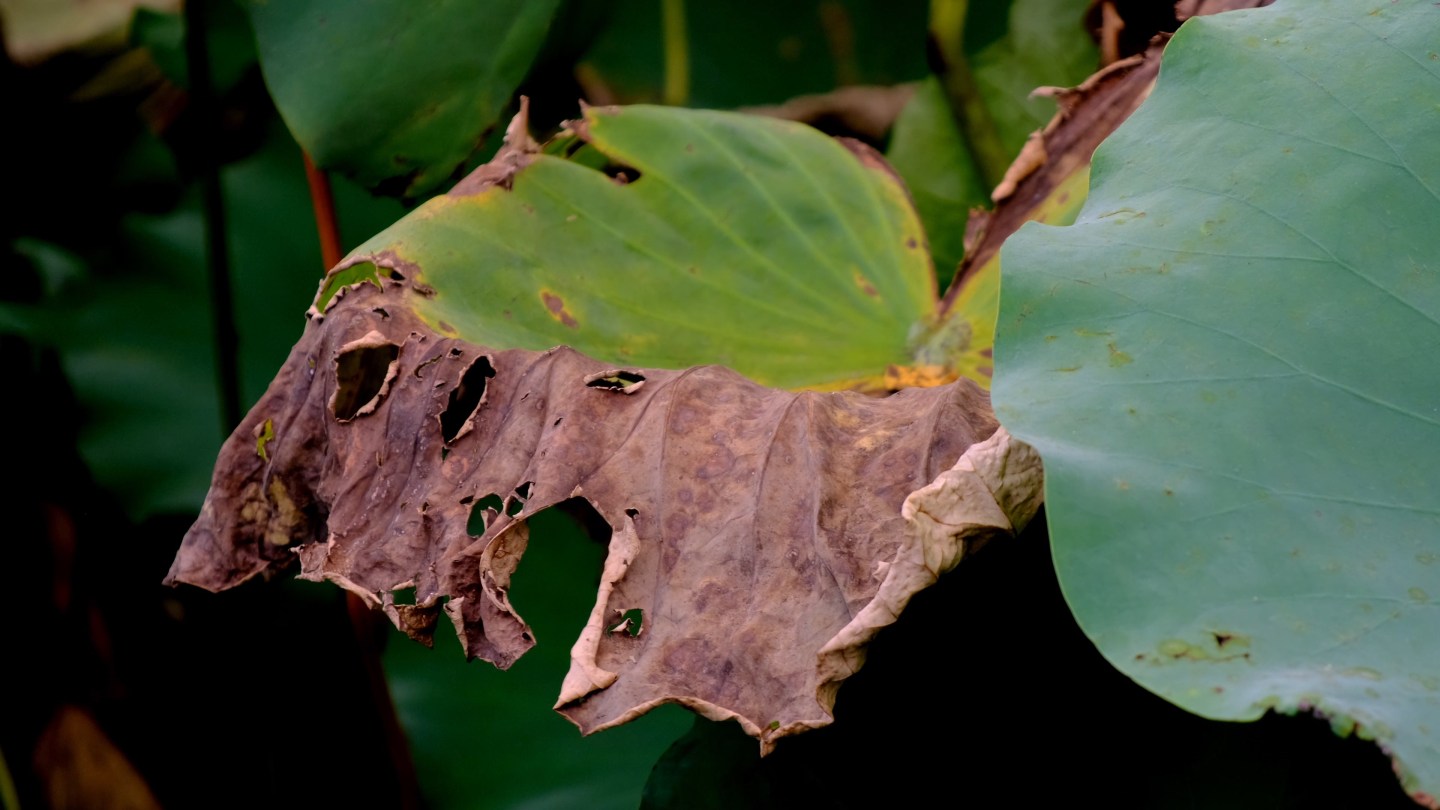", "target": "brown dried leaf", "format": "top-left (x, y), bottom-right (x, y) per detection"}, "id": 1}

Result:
top-left (167, 281), bottom-right (1041, 750)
